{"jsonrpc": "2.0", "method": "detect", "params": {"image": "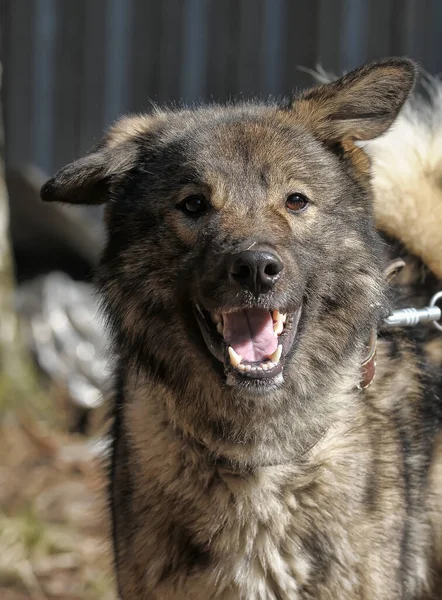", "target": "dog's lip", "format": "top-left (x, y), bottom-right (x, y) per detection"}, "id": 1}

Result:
top-left (194, 303), bottom-right (302, 381)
